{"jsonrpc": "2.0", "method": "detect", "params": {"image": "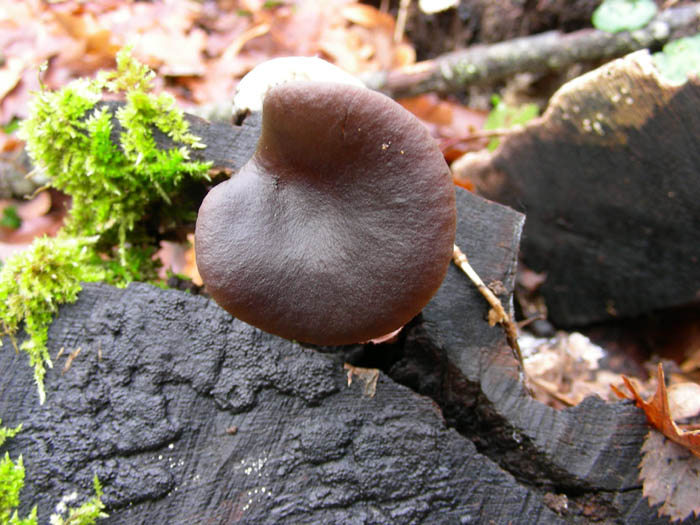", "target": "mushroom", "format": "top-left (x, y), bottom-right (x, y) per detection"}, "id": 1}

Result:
top-left (195, 81), bottom-right (456, 345)
top-left (232, 56), bottom-right (365, 124)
